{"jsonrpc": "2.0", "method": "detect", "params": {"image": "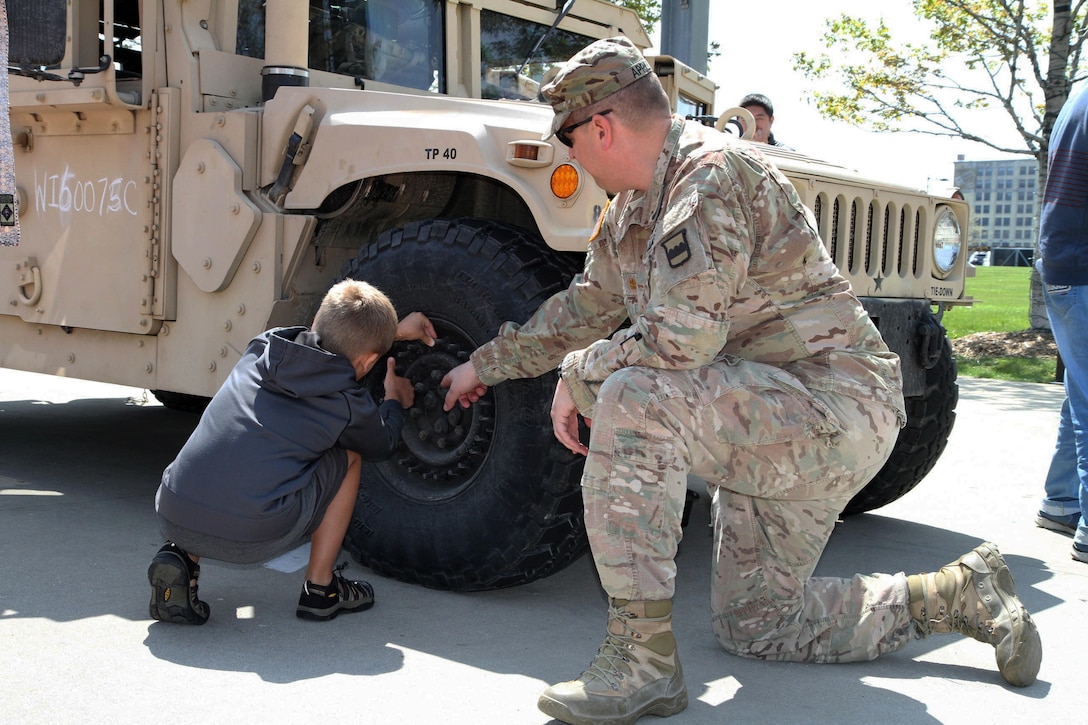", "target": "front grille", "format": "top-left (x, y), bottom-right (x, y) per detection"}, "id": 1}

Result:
top-left (808, 188), bottom-right (930, 298)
